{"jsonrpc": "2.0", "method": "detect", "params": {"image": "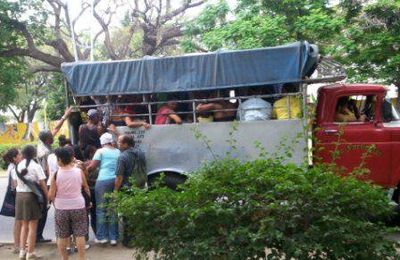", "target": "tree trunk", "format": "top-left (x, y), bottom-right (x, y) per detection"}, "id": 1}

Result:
top-left (22, 106), bottom-right (38, 141)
